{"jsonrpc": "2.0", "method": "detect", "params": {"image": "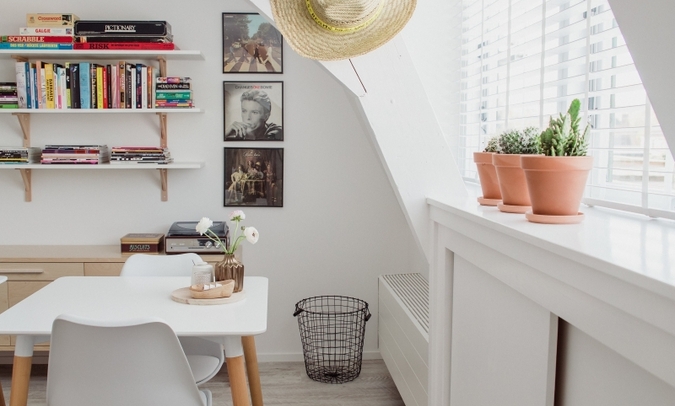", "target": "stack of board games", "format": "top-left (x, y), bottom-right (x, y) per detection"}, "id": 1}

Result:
top-left (0, 13), bottom-right (77, 50)
top-left (0, 83), bottom-right (18, 108)
top-left (0, 147), bottom-right (41, 164)
top-left (155, 77), bottom-right (192, 108)
top-left (73, 20), bottom-right (175, 51)
top-left (109, 146), bottom-right (173, 164)
top-left (41, 145), bottom-right (110, 164)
